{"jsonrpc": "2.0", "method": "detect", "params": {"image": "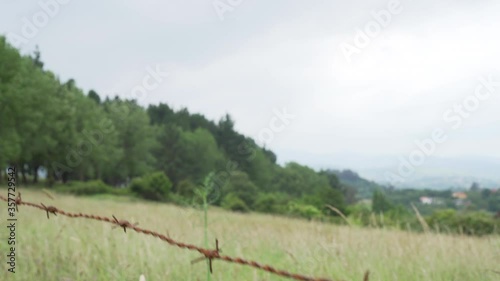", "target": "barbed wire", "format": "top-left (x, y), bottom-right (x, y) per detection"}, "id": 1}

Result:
top-left (0, 193), bottom-right (360, 281)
